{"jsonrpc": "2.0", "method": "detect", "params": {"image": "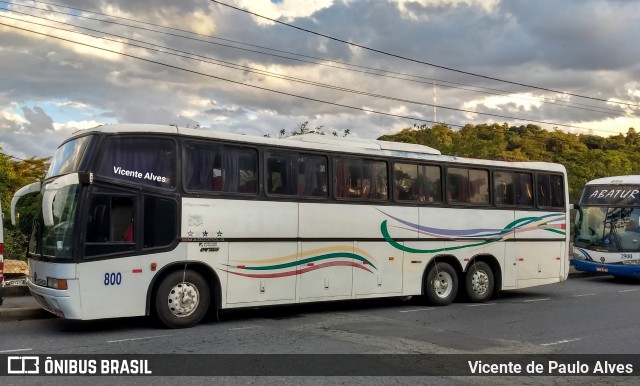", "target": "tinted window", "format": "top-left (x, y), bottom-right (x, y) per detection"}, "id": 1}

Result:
top-left (394, 163), bottom-right (442, 203)
top-left (85, 195), bottom-right (135, 257)
top-left (96, 137), bottom-right (176, 189)
top-left (515, 173), bottom-right (534, 206)
top-left (185, 142), bottom-right (258, 194)
top-left (266, 151), bottom-right (328, 198)
top-left (447, 167), bottom-right (489, 205)
top-left (47, 135), bottom-right (93, 177)
top-left (144, 196), bottom-right (177, 249)
top-left (494, 171), bottom-right (533, 207)
top-left (536, 173), bottom-right (564, 208)
top-left (335, 158), bottom-right (388, 200)
top-left (447, 167), bottom-right (469, 203)
top-left (394, 163), bottom-right (419, 201)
